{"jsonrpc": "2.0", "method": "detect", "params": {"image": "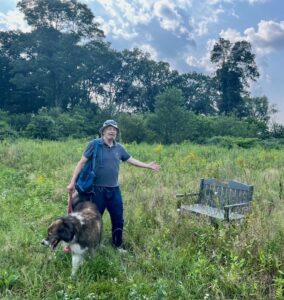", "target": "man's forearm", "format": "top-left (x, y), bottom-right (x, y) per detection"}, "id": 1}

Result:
top-left (127, 157), bottom-right (161, 171)
top-left (127, 157), bottom-right (149, 168)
